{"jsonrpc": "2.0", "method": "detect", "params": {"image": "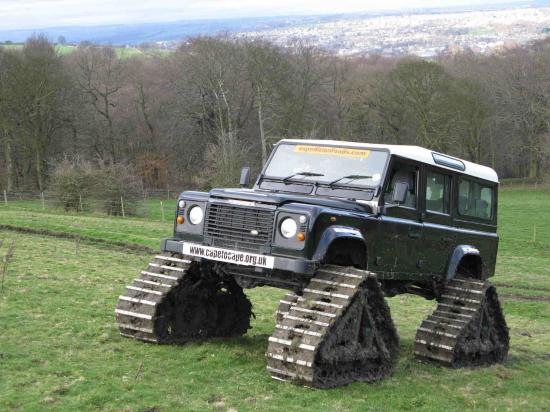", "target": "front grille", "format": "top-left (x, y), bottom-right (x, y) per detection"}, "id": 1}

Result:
top-left (204, 202), bottom-right (275, 252)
